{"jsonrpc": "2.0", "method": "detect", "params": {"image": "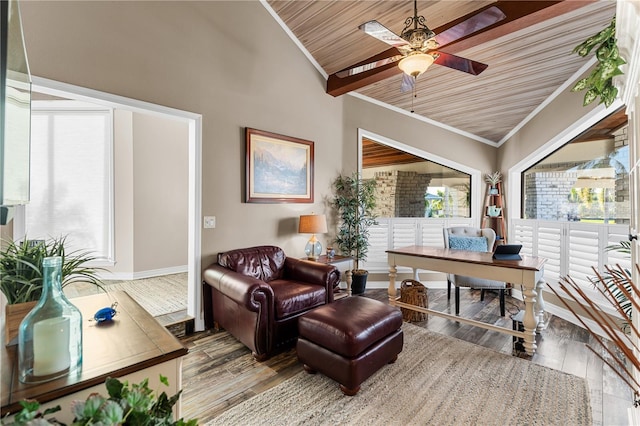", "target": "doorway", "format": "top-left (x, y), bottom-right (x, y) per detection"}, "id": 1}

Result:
top-left (21, 77), bottom-right (204, 330)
